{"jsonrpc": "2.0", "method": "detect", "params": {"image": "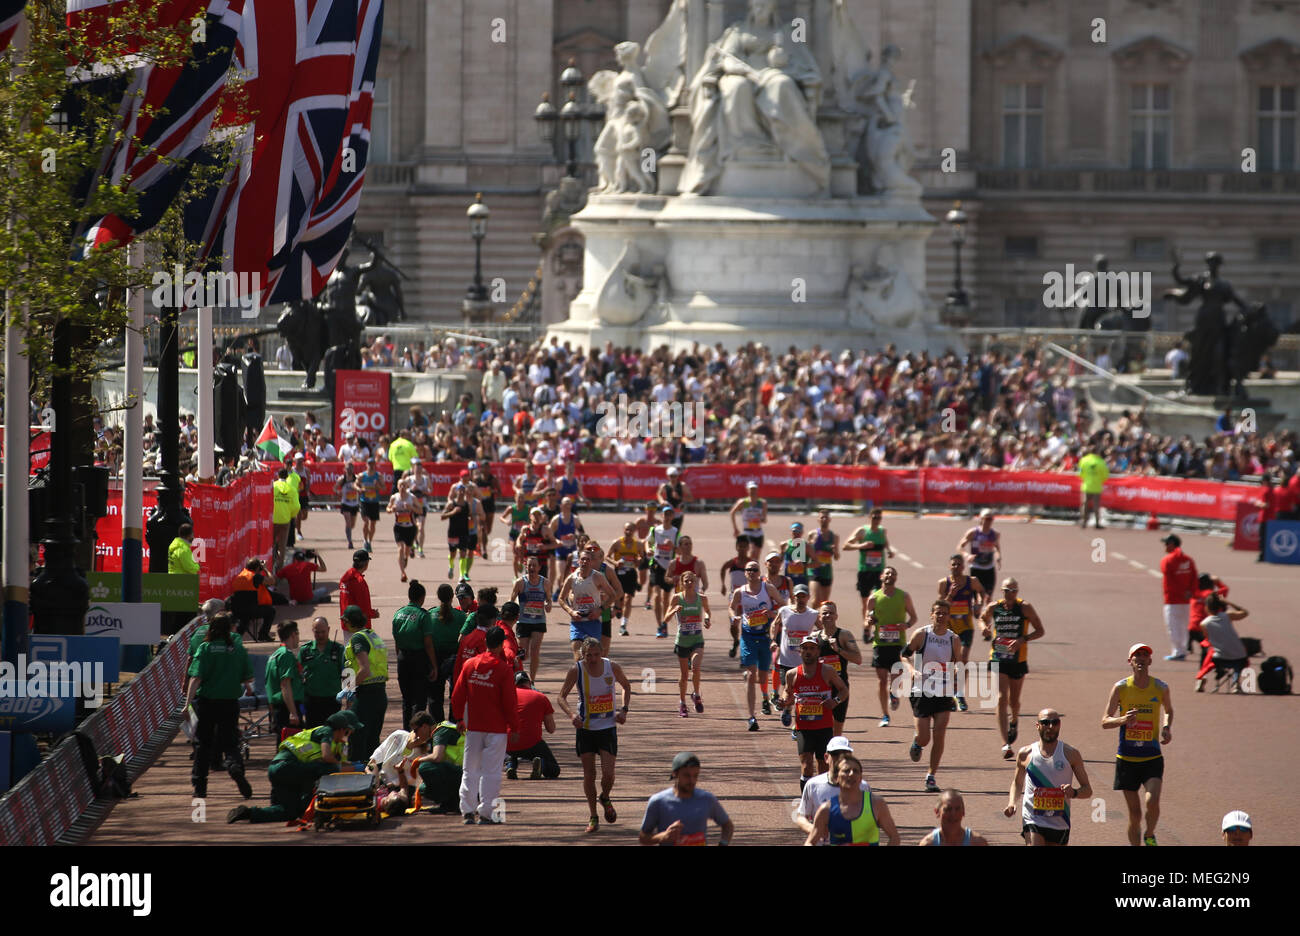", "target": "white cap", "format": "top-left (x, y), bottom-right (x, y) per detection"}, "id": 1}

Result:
top-left (1221, 810), bottom-right (1252, 832)
top-left (746, 481), bottom-right (758, 490)
top-left (667, 467), bottom-right (679, 476)
top-left (468, 461), bottom-right (479, 470)
top-left (979, 508), bottom-right (993, 519)
top-left (826, 736), bottom-right (853, 754)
